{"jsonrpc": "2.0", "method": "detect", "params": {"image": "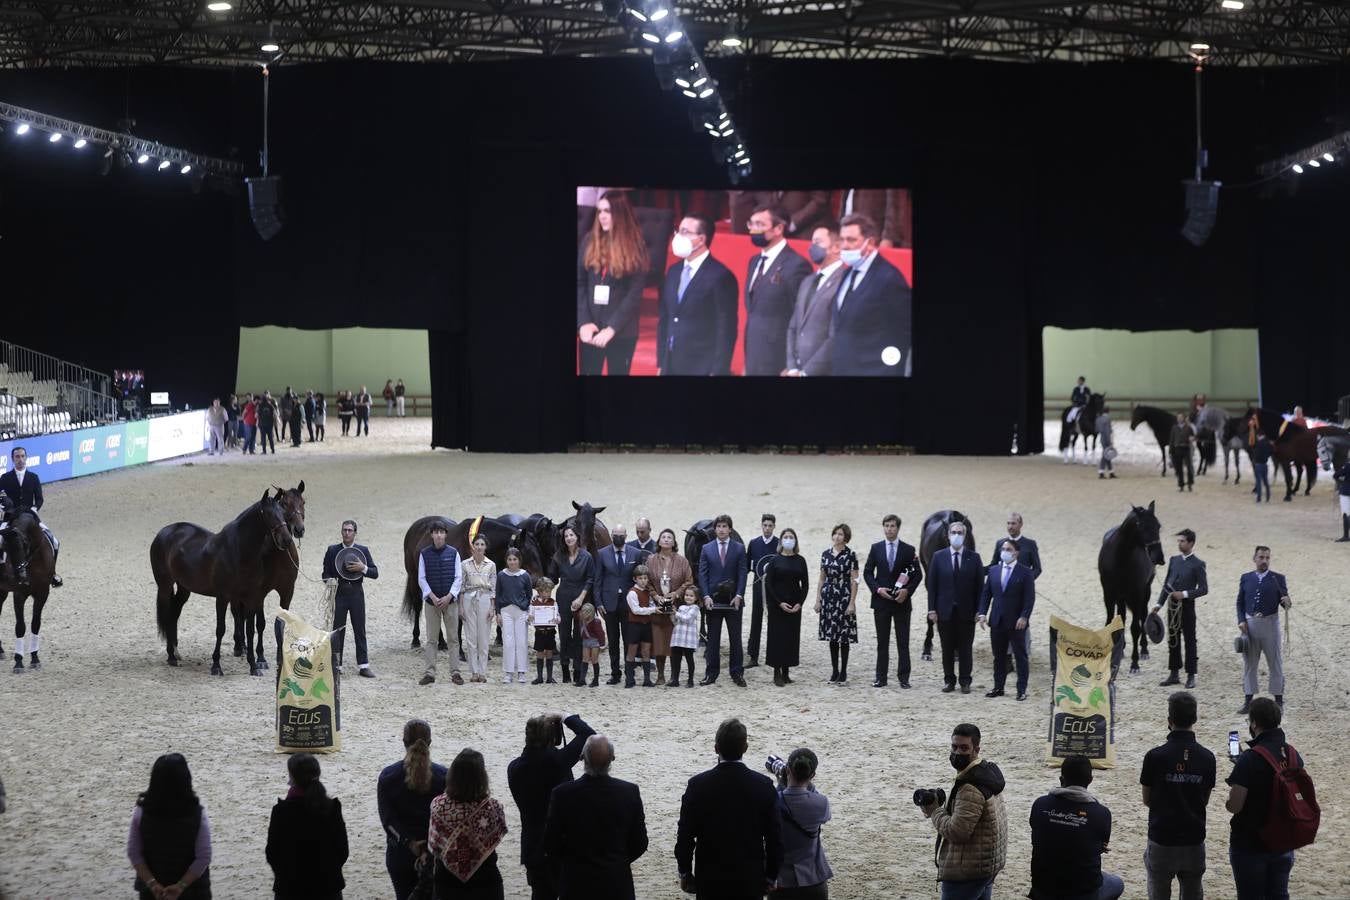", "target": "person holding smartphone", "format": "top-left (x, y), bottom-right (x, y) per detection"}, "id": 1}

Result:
top-left (1139, 691), bottom-right (1216, 900)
